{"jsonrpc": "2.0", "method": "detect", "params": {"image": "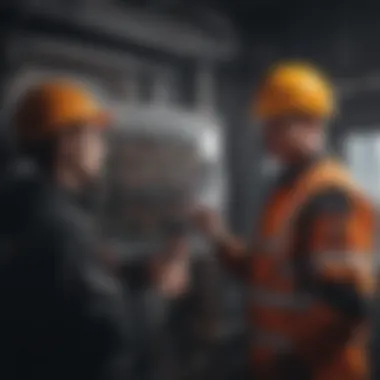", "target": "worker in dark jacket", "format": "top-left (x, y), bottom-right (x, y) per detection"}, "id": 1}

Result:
top-left (0, 80), bottom-right (130, 380)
